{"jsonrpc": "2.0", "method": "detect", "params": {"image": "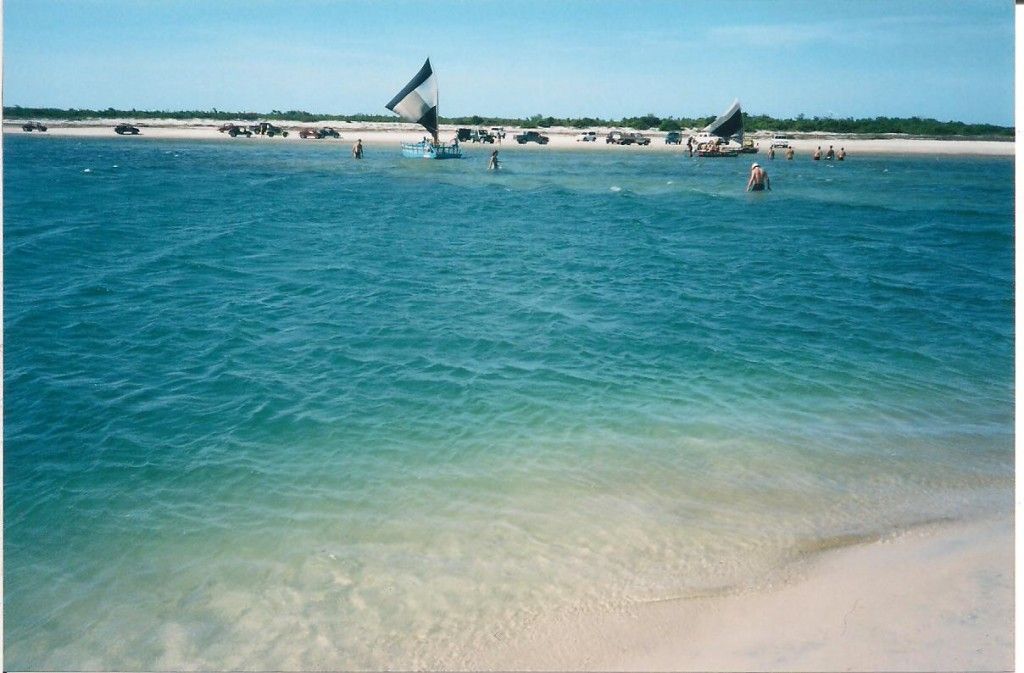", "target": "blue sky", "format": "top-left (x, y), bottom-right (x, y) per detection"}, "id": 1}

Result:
top-left (2, 0), bottom-right (1014, 124)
